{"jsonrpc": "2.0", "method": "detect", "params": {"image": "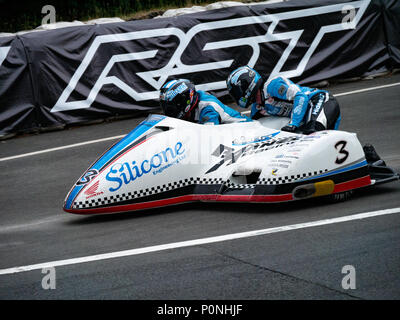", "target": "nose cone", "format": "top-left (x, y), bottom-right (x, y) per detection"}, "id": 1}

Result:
top-left (63, 179), bottom-right (107, 214)
top-left (63, 114), bottom-right (167, 215)
top-left (63, 183), bottom-right (86, 214)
